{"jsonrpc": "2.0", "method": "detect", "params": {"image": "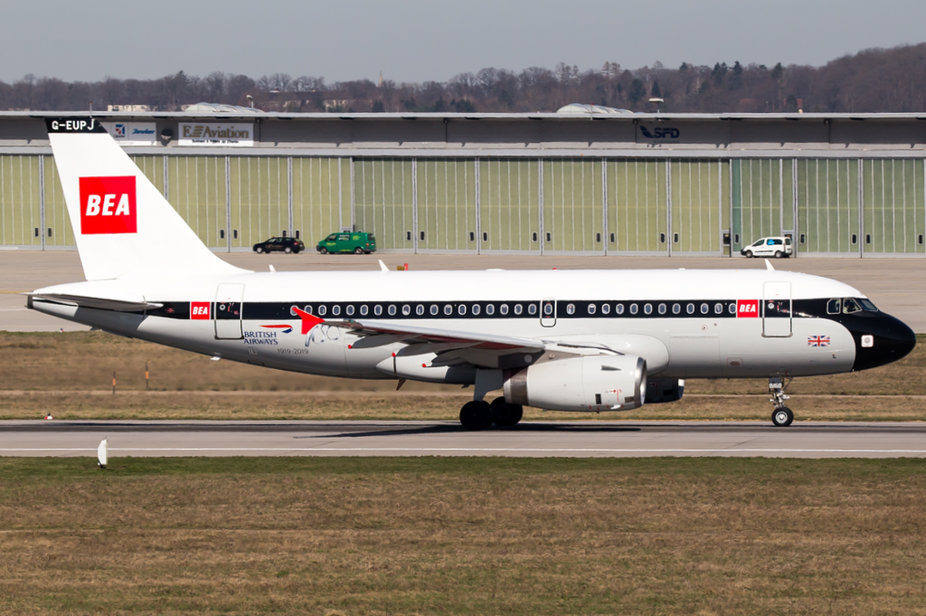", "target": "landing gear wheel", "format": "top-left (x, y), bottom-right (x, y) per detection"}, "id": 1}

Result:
top-left (768, 376), bottom-right (794, 427)
top-left (490, 397), bottom-right (523, 428)
top-left (772, 407), bottom-right (794, 427)
top-left (459, 400), bottom-right (492, 430)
